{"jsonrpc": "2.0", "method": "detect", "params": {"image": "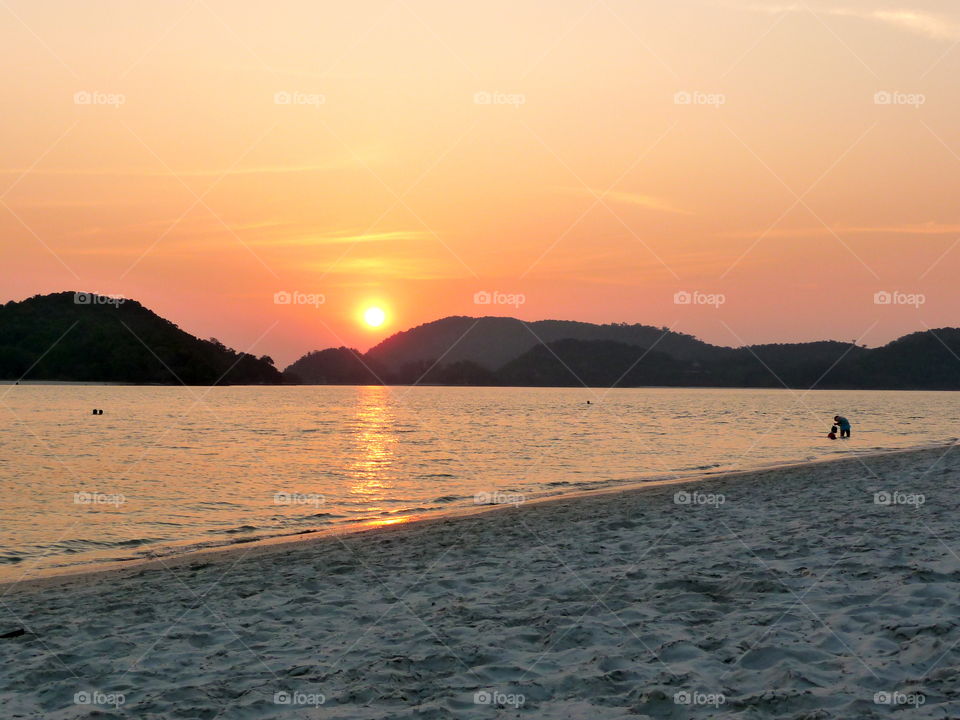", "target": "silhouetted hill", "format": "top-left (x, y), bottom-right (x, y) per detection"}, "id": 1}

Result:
top-left (854, 330), bottom-right (960, 389)
top-left (0, 292), bottom-right (282, 385)
top-left (284, 347), bottom-right (385, 385)
top-left (365, 316), bottom-right (722, 371)
top-left (711, 341), bottom-right (870, 389)
top-left (290, 317), bottom-right (960, 389)
top-left (498, 339), bottom-right (691, 387)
